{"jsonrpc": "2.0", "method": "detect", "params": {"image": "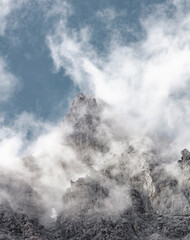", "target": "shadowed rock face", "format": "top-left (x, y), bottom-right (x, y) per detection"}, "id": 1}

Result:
top-left (1, 93), bottom-right (190, 239)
